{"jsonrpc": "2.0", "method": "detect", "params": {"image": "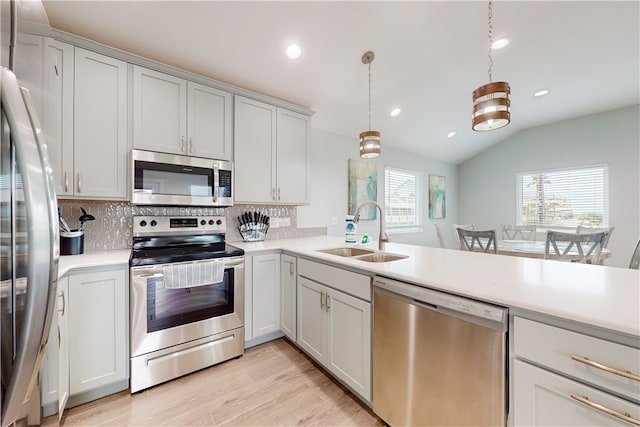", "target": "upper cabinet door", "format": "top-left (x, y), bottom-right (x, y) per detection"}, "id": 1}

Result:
top-left (73, 48), bottom-right (128, 198)
top-left (276, 108), bottom-right (310, 204)
top-left (132, 66), bottom-right (187, 155)
top-left (234, 96), bottom-right (277, 203)
top-left (43, 40), bottom-right (74, 197)
top-left (187, 81), bottom-right (232, 160)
